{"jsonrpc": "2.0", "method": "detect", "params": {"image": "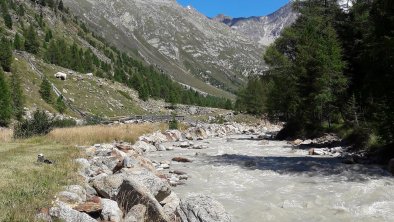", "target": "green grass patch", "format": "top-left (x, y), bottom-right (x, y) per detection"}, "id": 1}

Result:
top-left (0, 141), bottom-right (80, 221)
